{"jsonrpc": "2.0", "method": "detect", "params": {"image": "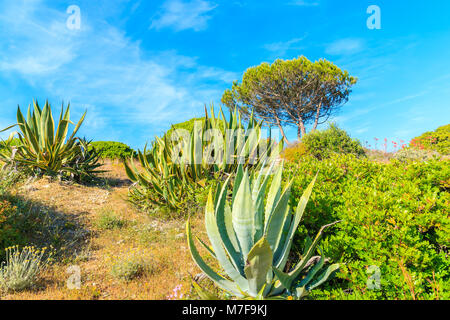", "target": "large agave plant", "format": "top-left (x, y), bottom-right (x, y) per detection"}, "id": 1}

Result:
top-left (125, 105), bottom-right (283, 209)
top-left (0, 100), bottom-right (101, 180)
top-left (187, 162), bottom-right (340, 299)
